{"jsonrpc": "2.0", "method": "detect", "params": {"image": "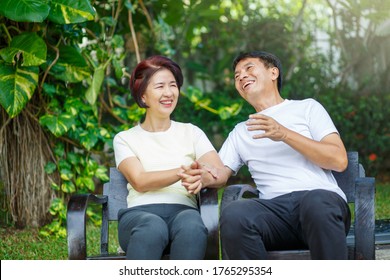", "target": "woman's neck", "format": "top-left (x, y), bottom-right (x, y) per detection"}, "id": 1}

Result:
top-left (140, 116), bottom-right (171, 132)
